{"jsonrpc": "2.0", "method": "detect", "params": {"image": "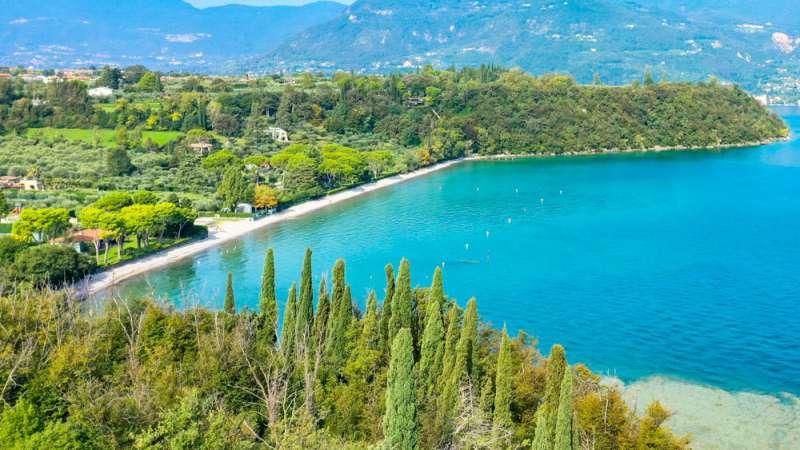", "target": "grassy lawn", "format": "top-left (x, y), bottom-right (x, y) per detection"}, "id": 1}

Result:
top-left (26, 128), bottom-right (183, 146)
top-left (0, 223), bottom-right (12, 234)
